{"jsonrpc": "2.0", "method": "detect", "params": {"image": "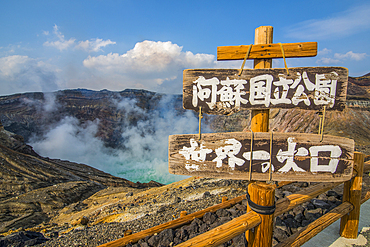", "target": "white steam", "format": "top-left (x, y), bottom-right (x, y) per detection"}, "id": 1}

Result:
top-left (30, 95), bottom-right (209, 184)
